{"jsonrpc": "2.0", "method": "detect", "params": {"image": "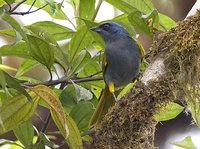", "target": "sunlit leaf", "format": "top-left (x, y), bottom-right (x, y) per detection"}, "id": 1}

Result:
top-left (154, 102), bottom-right (184, 121)
top-left (27, 21), bottom-right (74, 41)
top-left (69, 26), bottom-right (92, 63)
top-left (0, 41), bottom-right (30, 58)
top-left (172, 136), bottom-right (197, 149)
top-left (13, 120), bottom-right (34, 148)
top-left (78, 0), bottom-right (95, 26)
top-left (0, 93), bottom-right (39, 134)
top-left (0, 29), bottom-right (16, 37)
